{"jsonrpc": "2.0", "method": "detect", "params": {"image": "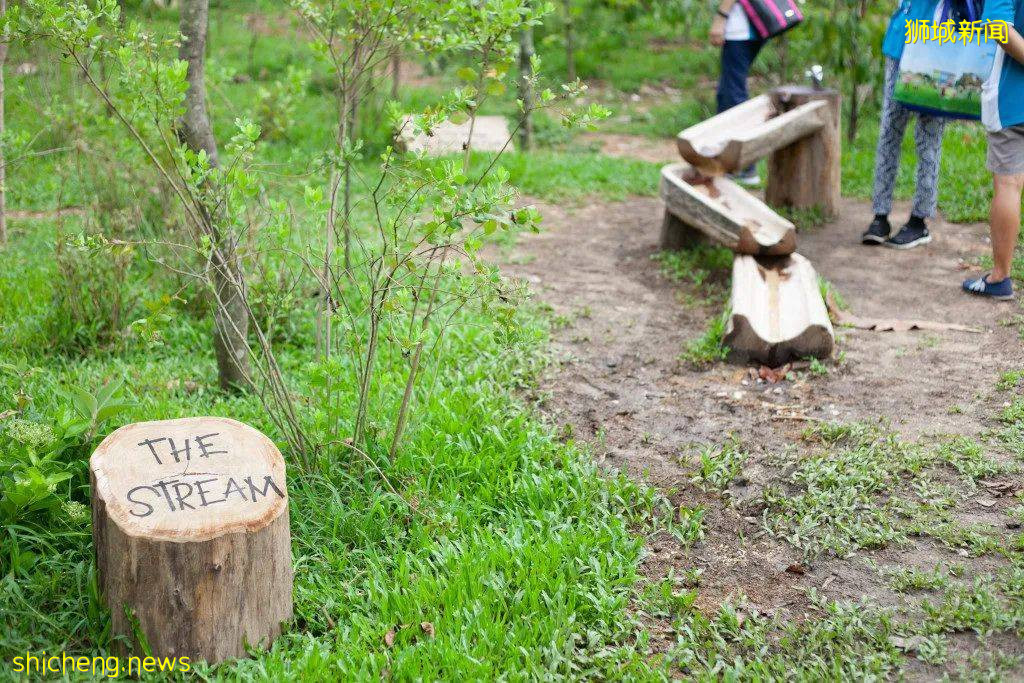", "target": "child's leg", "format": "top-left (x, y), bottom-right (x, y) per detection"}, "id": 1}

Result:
top-left (871, 57), bottom-right (912, 216)
top-left (716, 40), bottom-right (766, 114)
top-left (911, 114), bottom-right (947, 219)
